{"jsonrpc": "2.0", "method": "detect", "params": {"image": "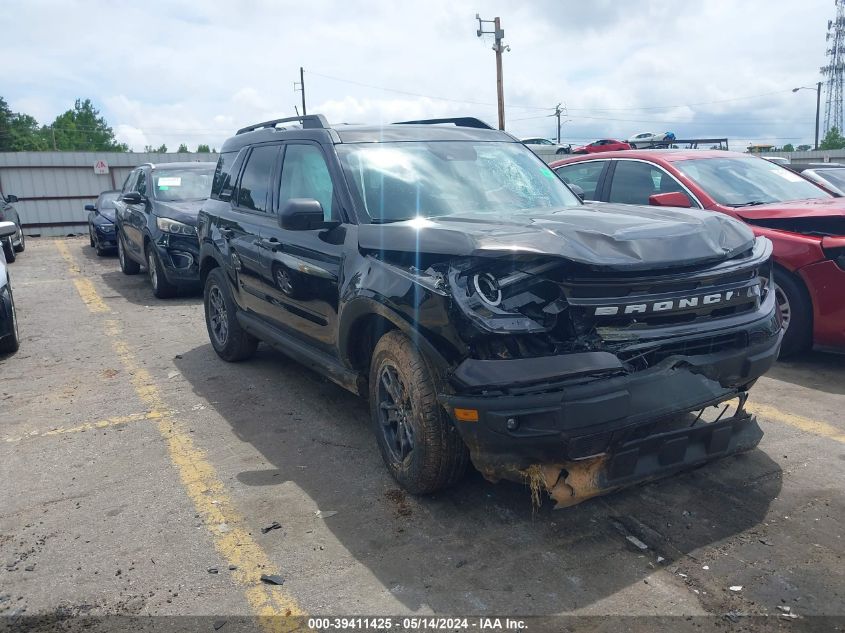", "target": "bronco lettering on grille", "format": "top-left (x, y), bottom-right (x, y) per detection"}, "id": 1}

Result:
top-left (594, 286), bottom-right (759, 317)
